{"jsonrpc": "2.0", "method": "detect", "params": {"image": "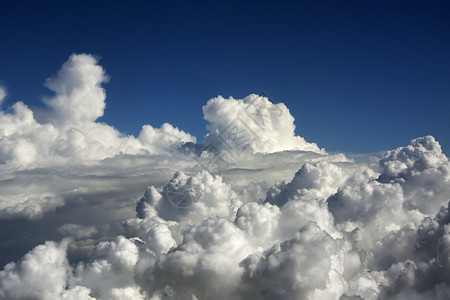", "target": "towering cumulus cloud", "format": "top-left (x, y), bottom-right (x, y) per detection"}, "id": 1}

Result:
top-left (0, 54), bottom-right (196, 169)
top-left (1, 54), bottom-right (449, 299)
top-left (202, 94), bottom-right (324, 154)
top-left (44, 54), bottom-right (108, 125)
